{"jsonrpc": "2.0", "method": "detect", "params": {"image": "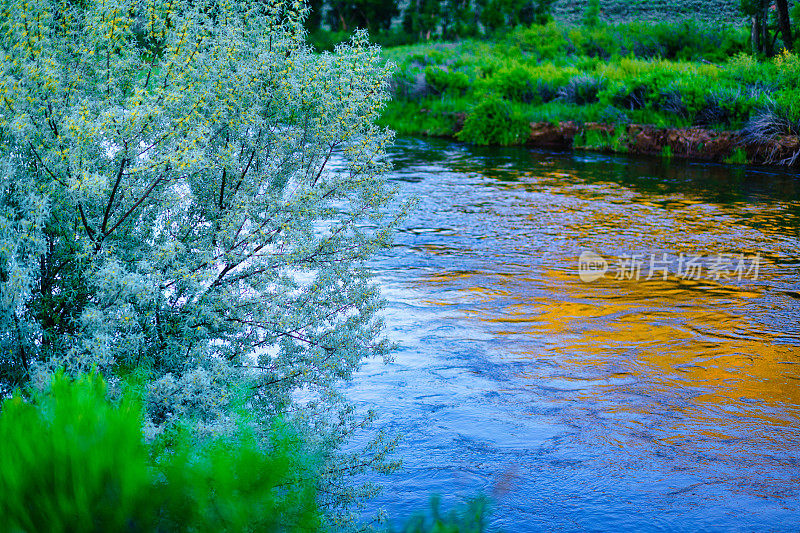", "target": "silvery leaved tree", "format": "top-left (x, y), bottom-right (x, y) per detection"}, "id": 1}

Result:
top-left (0, 0), bottom-right (400, 520)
